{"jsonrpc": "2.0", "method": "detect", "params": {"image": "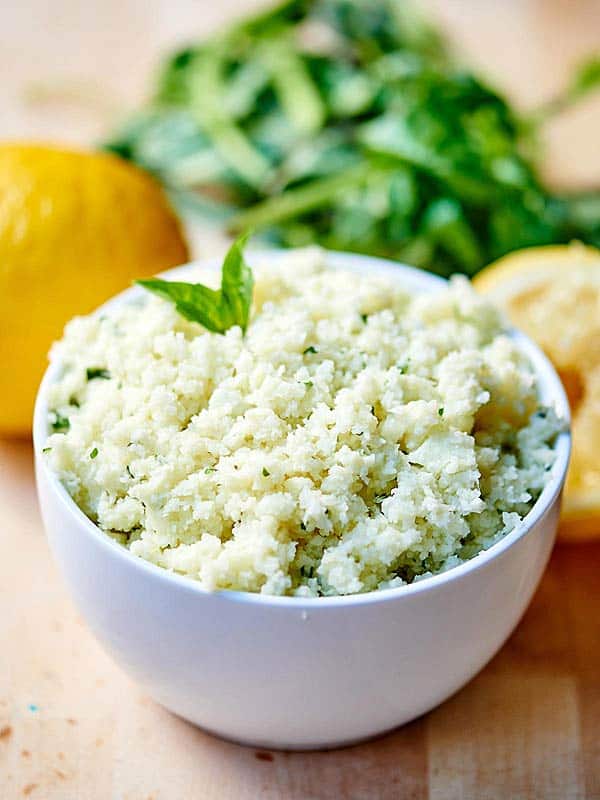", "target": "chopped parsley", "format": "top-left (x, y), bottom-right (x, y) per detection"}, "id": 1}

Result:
top-left (204, 467), bottom-right (217, 474)
top-left (86, 367), bottom-right (111, 381)
top-left (304, 380), bottom-right (314, 389)
top-left (262, 467), bottom-right (270, 477)
top-left (42, 447), bottom-right (52, 454)
top-left (126, 465), bottom-right (134, 479)
top-left (397, 362), bottom-right (409, 374)
top-left (50, 413), bottom-right (70, 432)
top-left (438, 407), bottom-right (444, 416)
top-left (360, 313), bottom-right (368, 324)
top-left (90, 447), bottom-right (99, 459)
top-left (303, 346), bottom-right (317, 355)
